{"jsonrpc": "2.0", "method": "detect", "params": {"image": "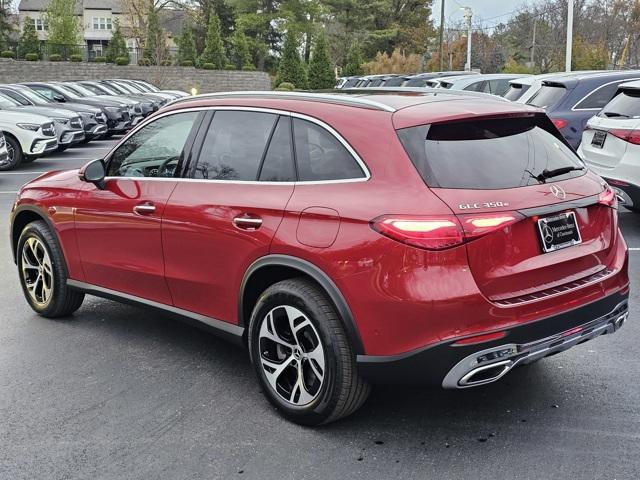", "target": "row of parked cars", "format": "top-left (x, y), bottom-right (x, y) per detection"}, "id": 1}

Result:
top-left (0, 79), bottom-right (189, 171)
top-left (338, 69), bottom-right (640, 212)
